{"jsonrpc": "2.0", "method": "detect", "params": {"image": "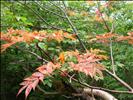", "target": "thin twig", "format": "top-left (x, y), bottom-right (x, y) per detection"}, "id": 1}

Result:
top-left (27, 50), bottom-right (48, 63)
top-left (98, 8), bottom-right (133, 90)
top-left (18, 1), bottom-right (70, 33)
top-left (61, 70), bottom-right (133, 94)
top-left (109, 23), bottom-right (116, 74)
top-left (36, 43), bottom-right (54, 63)
top-left (37, 85), bottom-right (59, 95)
top-left (35, 2), bottom-right (66, 18)
top-left (50, 1), bottom-right (87, 51)
top-left (96, 4), bottom-right (132, 89)
top-left (15, 46), bottom-right (48, 63)
top-left (105, 69), bottom-right (133, 91)
top-left (36, 43), bottom-right (44, 64)
top-left (109, 39), bottom-right (116, 74)
top-left (18, 1), bottom-right (50, 27)
top-left (97, 4), bottom-right (116, 74)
